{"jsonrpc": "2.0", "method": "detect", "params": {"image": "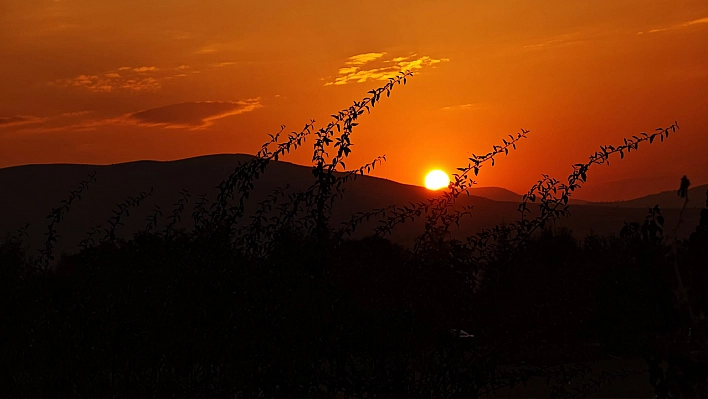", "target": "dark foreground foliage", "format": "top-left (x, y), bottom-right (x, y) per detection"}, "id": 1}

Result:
top-left (1, 74), bottom-right (705, 397)
top-left (2, 219), bottom-right (707, 397)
